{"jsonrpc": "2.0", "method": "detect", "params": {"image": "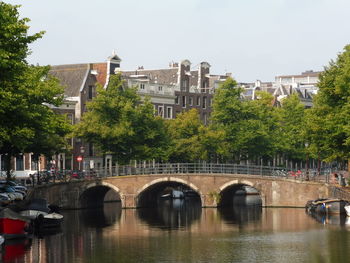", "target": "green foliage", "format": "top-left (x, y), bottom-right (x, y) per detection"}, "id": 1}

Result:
top-left (166, 109), bottom-right (204, 162)
top-left (211, 78), bottom-right (278, 162)
top-left (0, 2), bottom-right (44, 84)
top-left (307, 45), bottom-right (350, 161)
top-left (208, 191), bottom-right (221, 204)
top-left (276, 93), bottom-right (307, 161)
top-left (0, 3), bottom-right (71, 178)
top-left (74, 74), bottom-right (169, 164)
